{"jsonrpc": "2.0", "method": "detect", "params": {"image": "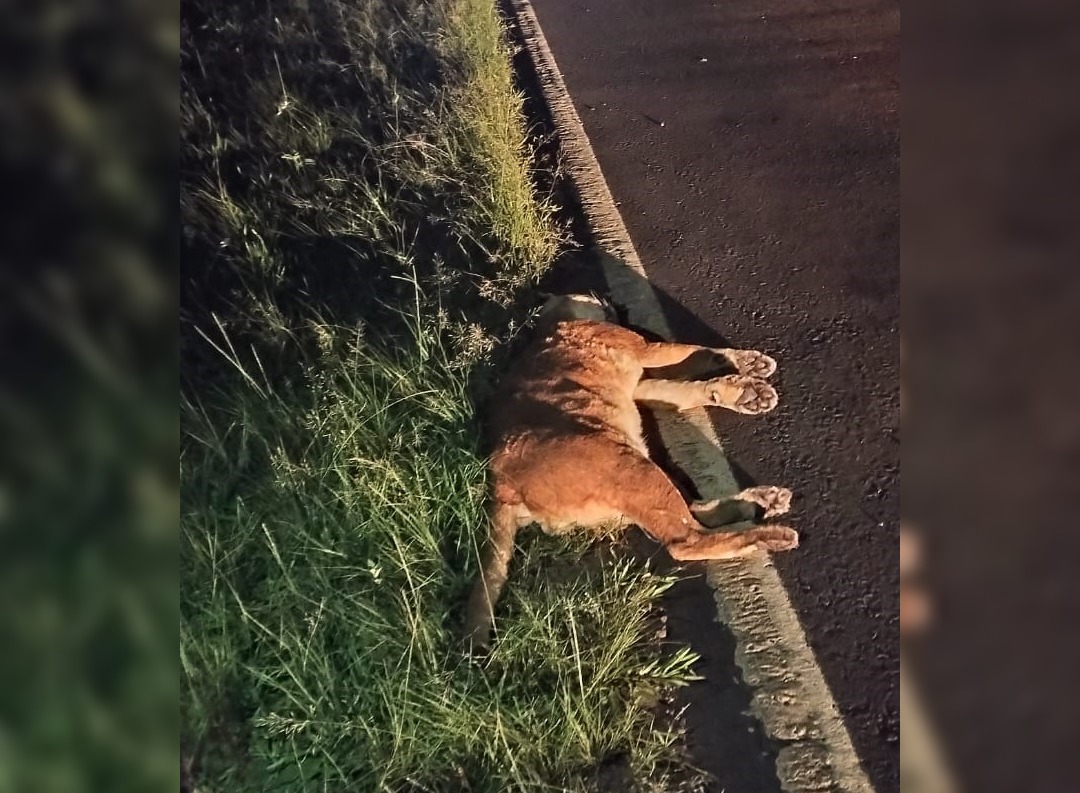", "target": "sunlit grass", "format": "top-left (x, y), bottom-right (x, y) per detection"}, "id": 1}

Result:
top-left (180, 0), bottom-right (699, 789)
